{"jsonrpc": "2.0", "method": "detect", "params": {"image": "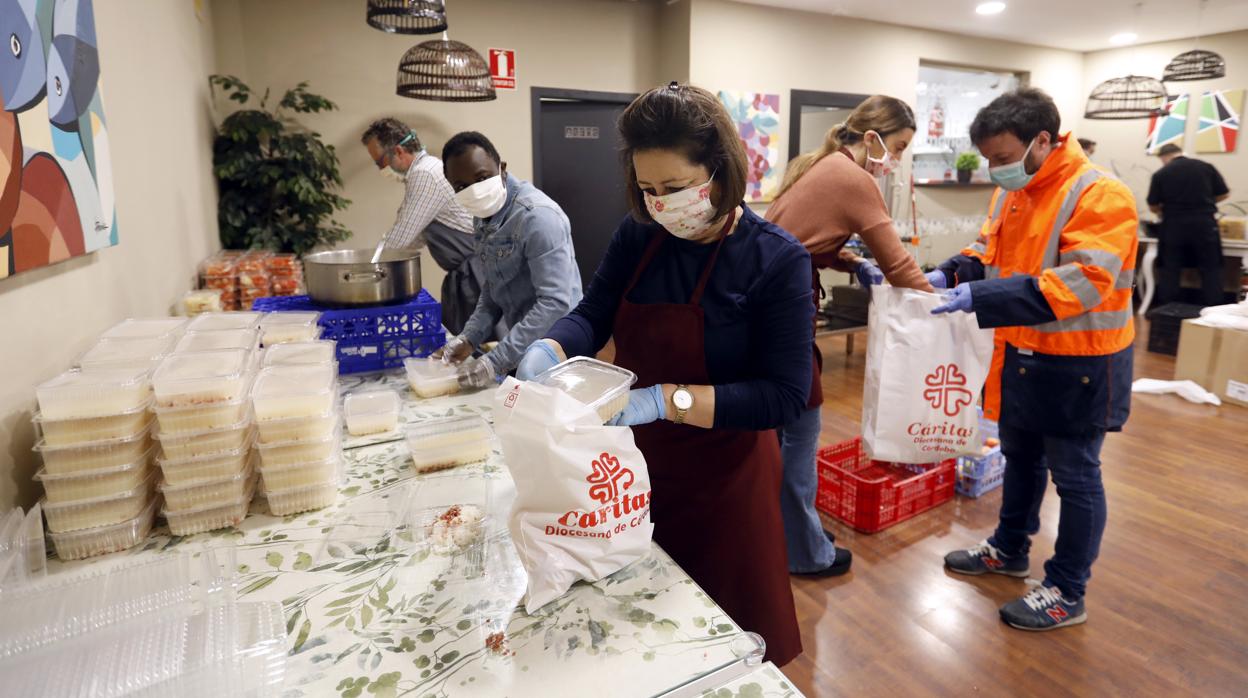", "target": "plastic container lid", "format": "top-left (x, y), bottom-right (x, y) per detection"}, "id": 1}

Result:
top-left (34, 445), bottom-right (153, 484)
top-left (174, 329), bottom-right (260, 354)
top-left (78, 335), bottom-right (177, 371)
top-left (262, 341), bottom-right (337, 367)
top-left (33, 422), bottom-right (154, 455)
top-left (187, 312), bottom-right (265, 332)
top-left (406, 414), bottom-right (489, 443)
top-left (252, 364), bottom-right (336, 419)
top-left (101, 317), bottom-right (189, 340)
top-left (152, 350), bottom-right (253, 405)
top-left (344, 390), bottom-right (399, 419)
top-left (404, 357), bottom-right (457, 383)
top-left (32, 398), bottom-right (152, 427)
top-left (39, 470), bottom-right (157, 523)
top-left (532, 357), bottom-right (637, 416)
top-left (35, 368), bottom-right (152, 419)
top-left (259, 311), bottom-right (320, 327)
